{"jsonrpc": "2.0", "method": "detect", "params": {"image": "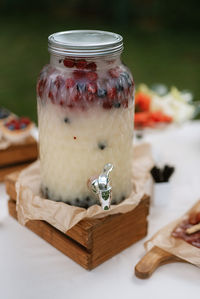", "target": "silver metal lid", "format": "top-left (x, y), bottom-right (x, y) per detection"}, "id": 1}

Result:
top-left (48, 30), bottom-right (123, 57)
